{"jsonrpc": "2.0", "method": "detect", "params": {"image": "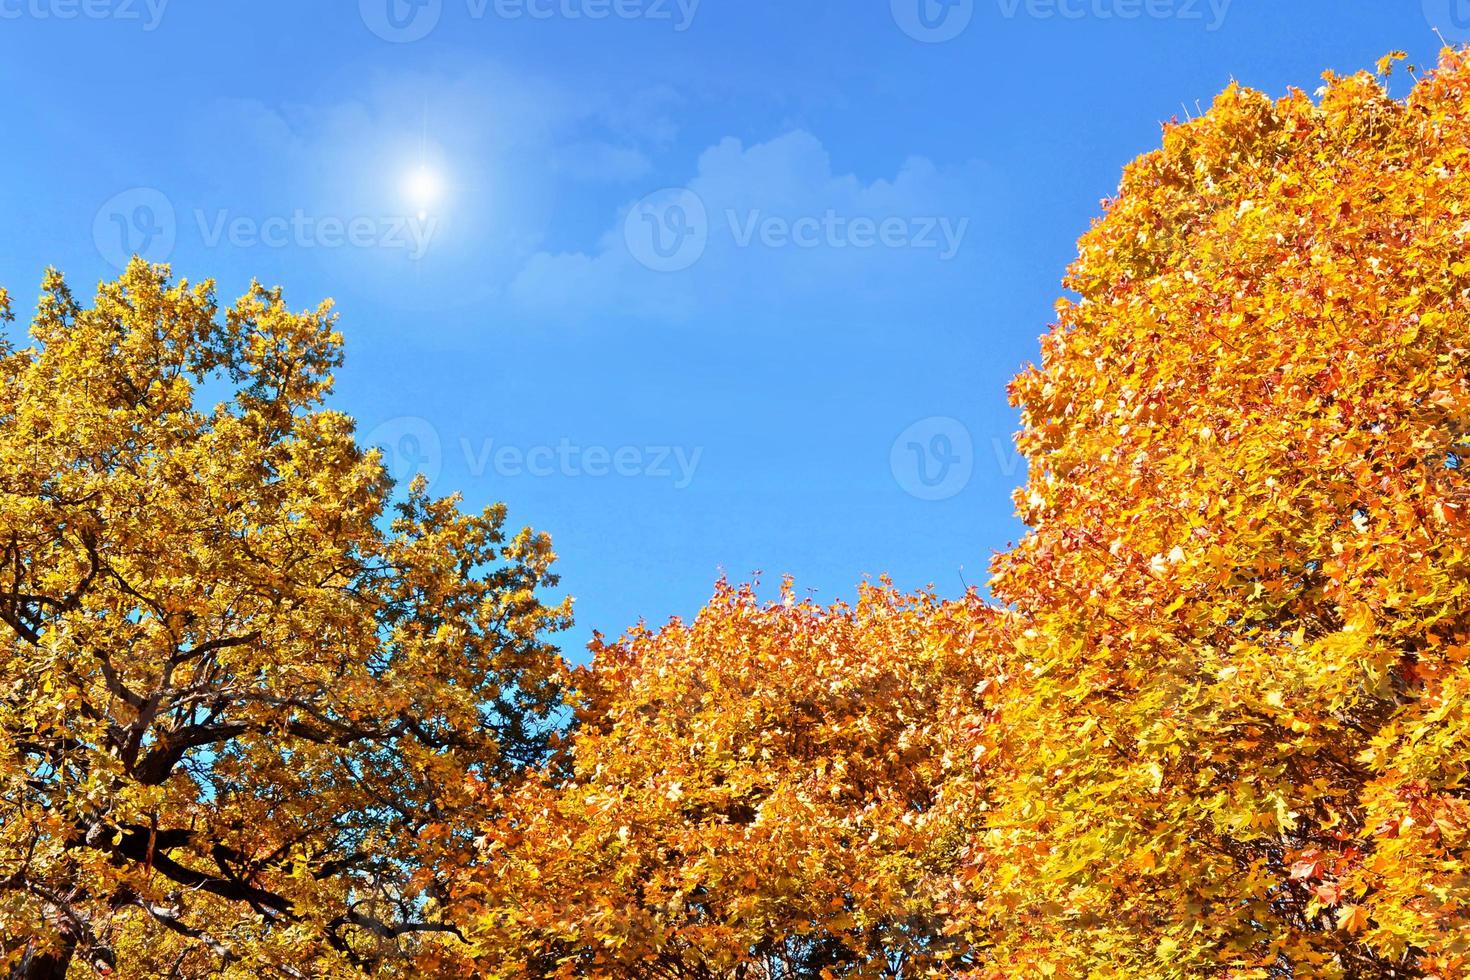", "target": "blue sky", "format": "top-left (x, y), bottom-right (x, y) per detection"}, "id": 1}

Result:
top-left (0, 1), bottom-right (1458, 654)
